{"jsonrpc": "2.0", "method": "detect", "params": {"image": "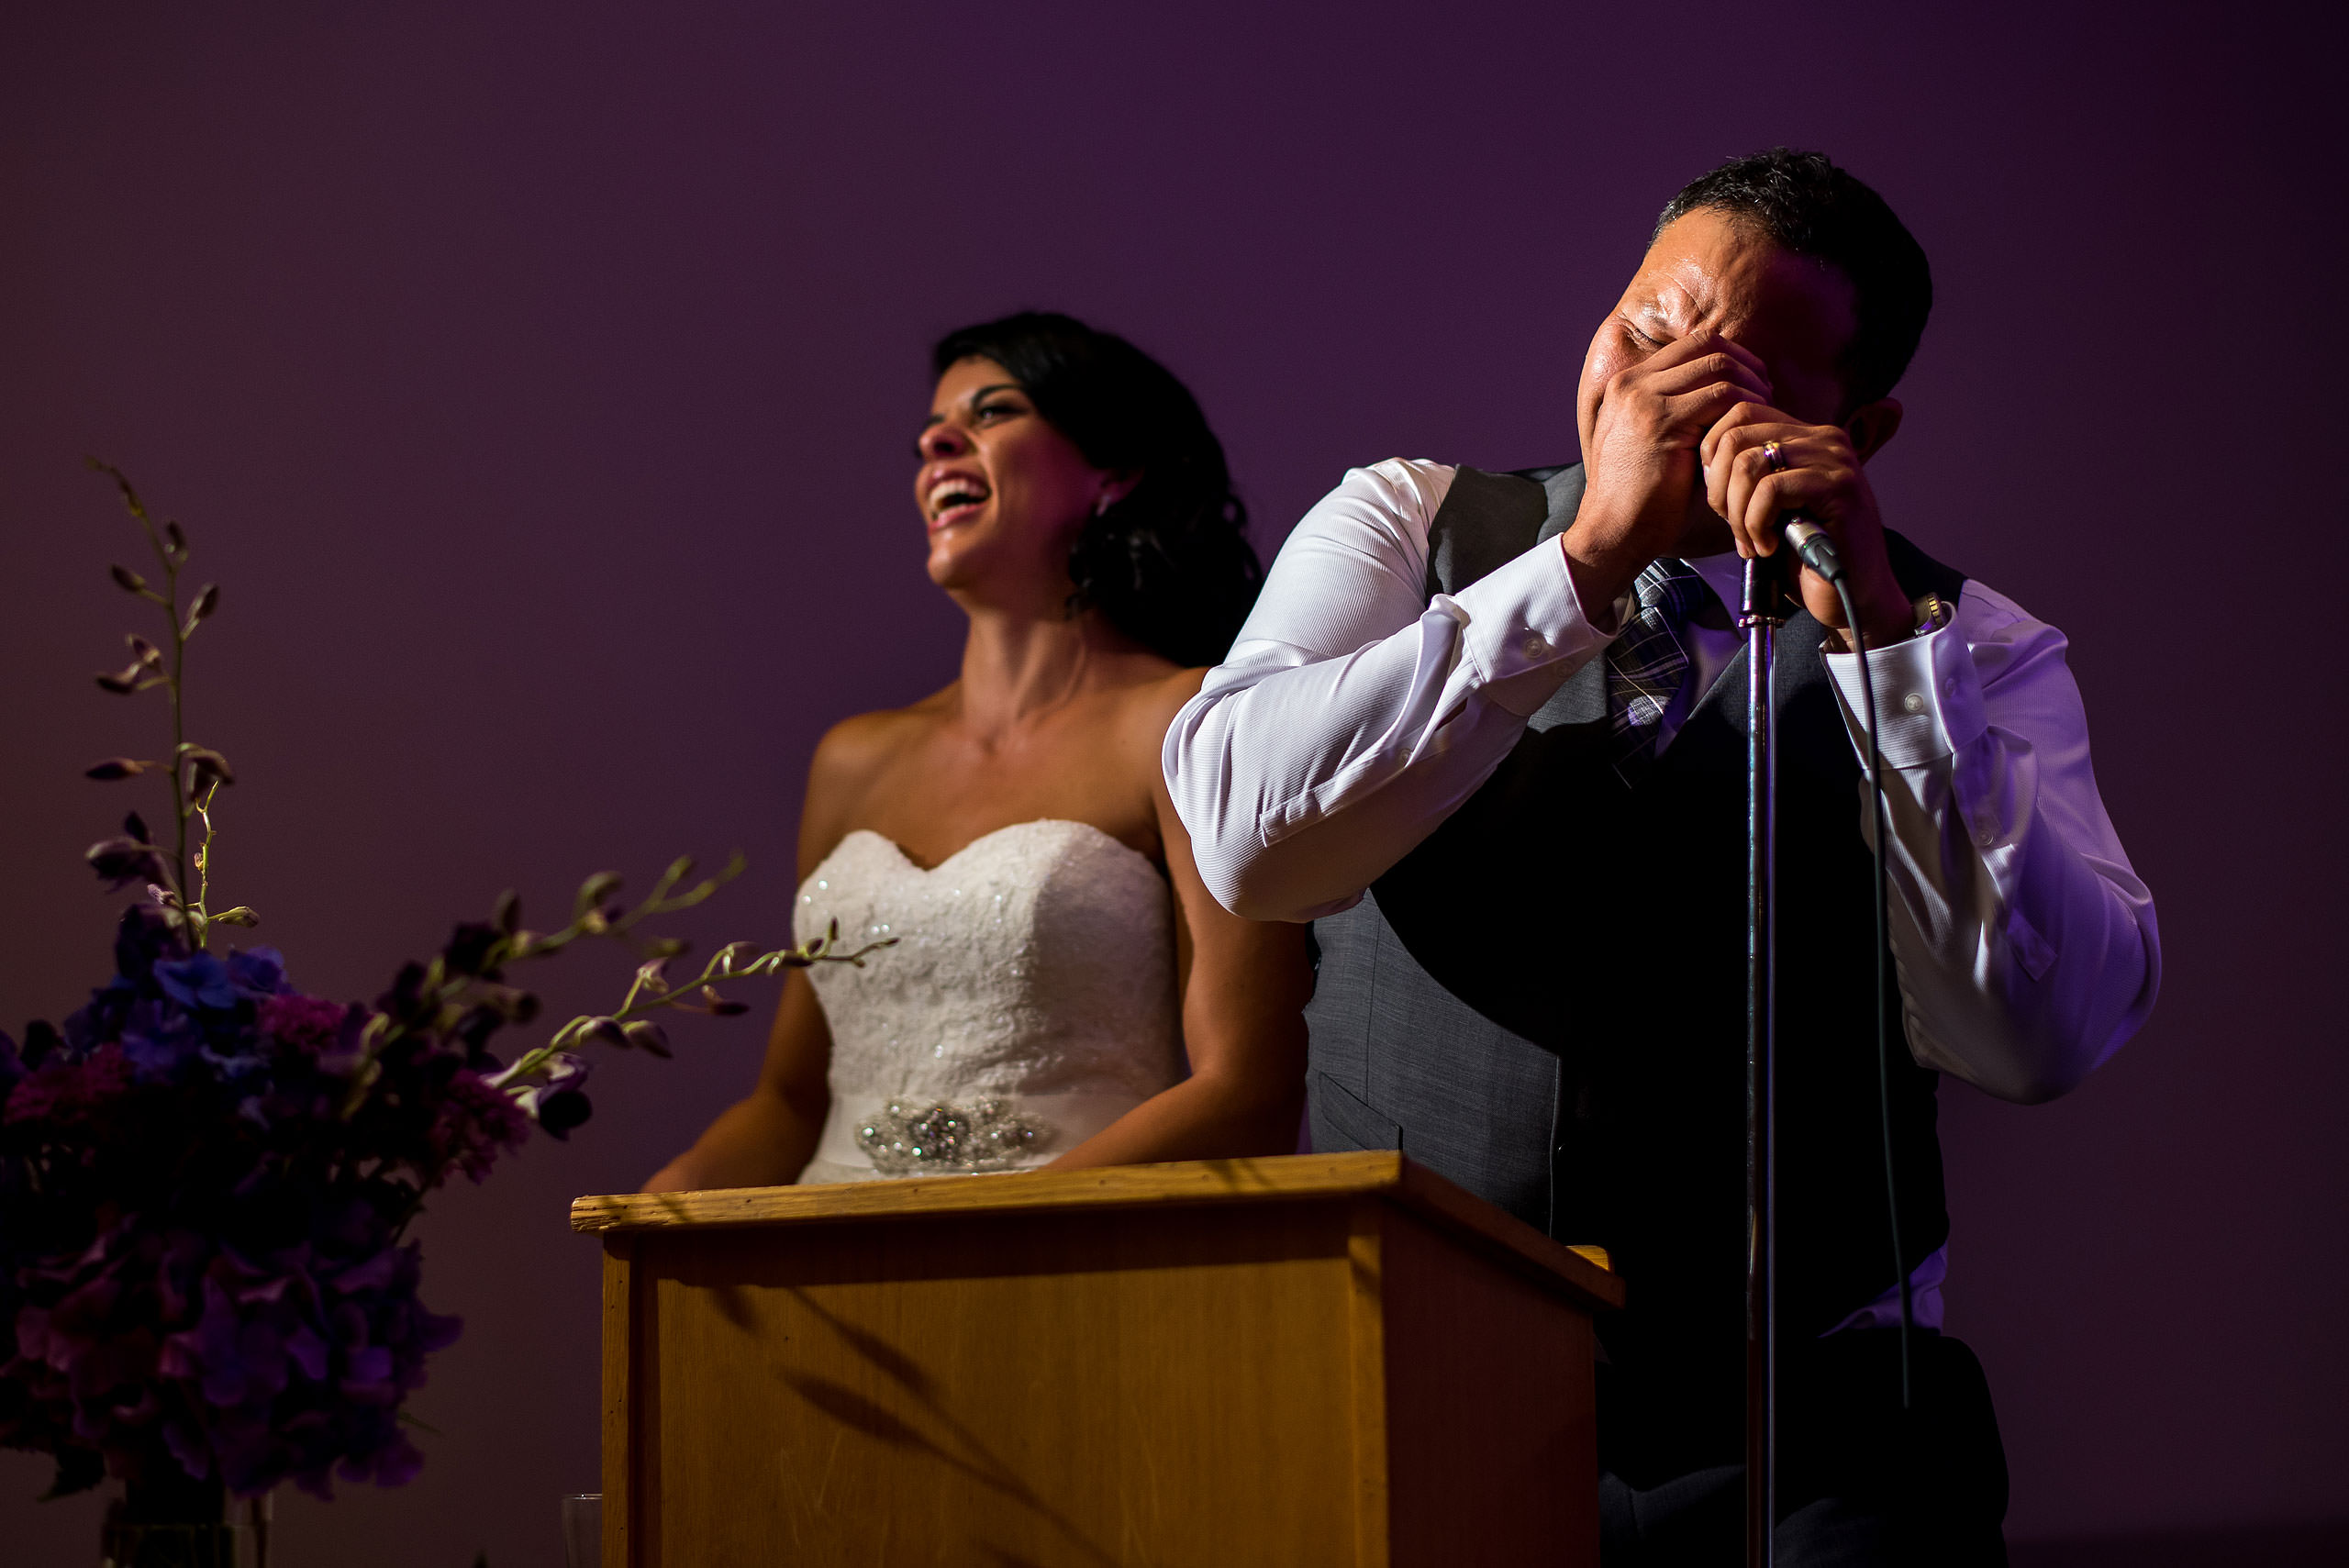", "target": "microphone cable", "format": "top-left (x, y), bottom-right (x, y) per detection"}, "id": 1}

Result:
top-left (1782, 520), bottom-right (1914, 1411)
